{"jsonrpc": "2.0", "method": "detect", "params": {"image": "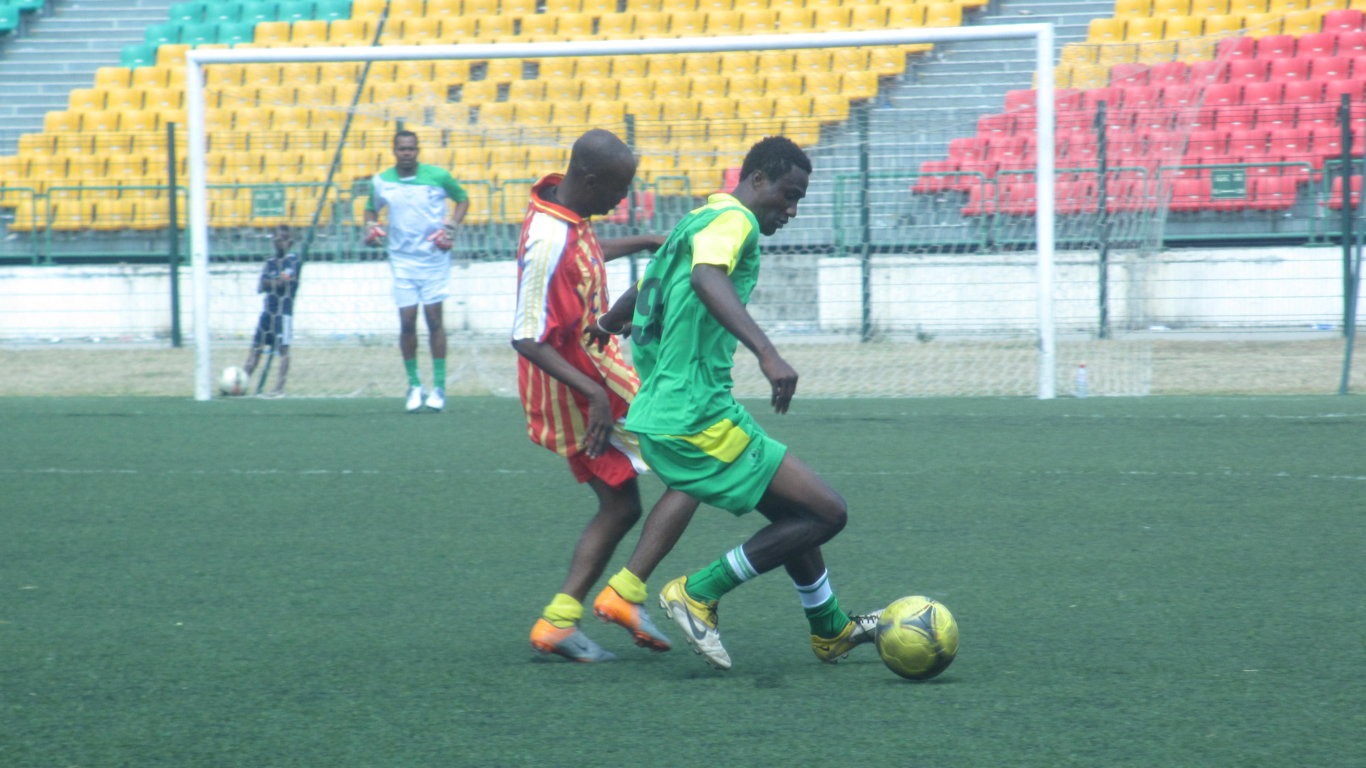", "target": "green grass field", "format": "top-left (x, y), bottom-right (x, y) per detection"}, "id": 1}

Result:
top-left (3, 396), bottom-right (1363, 768)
